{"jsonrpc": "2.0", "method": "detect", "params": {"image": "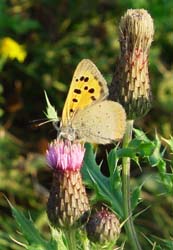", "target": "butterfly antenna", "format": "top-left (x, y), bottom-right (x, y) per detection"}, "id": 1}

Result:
top-left (29, 118), bottom-right (56, 128)
top-left (37, 119), bottom-right (54, 127)
top-left (29, 118), bottom-right (47, 124)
